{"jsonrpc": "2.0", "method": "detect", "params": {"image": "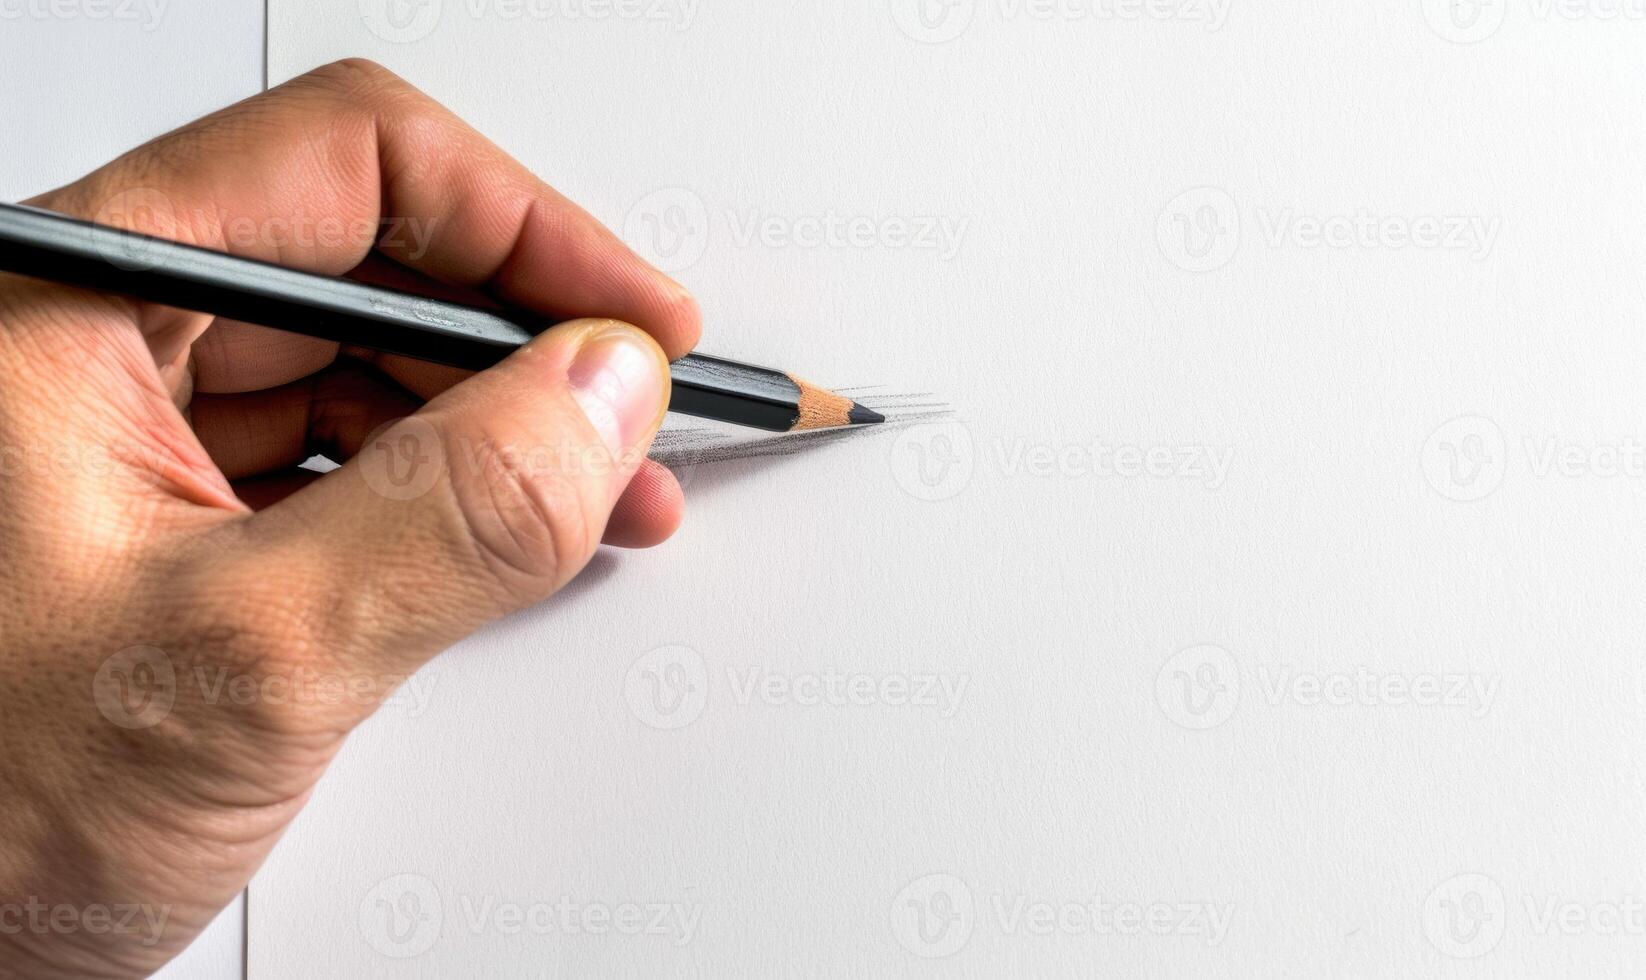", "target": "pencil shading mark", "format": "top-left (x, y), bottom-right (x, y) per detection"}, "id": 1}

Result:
top-left (652, 396), bottom-right (953, 470)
